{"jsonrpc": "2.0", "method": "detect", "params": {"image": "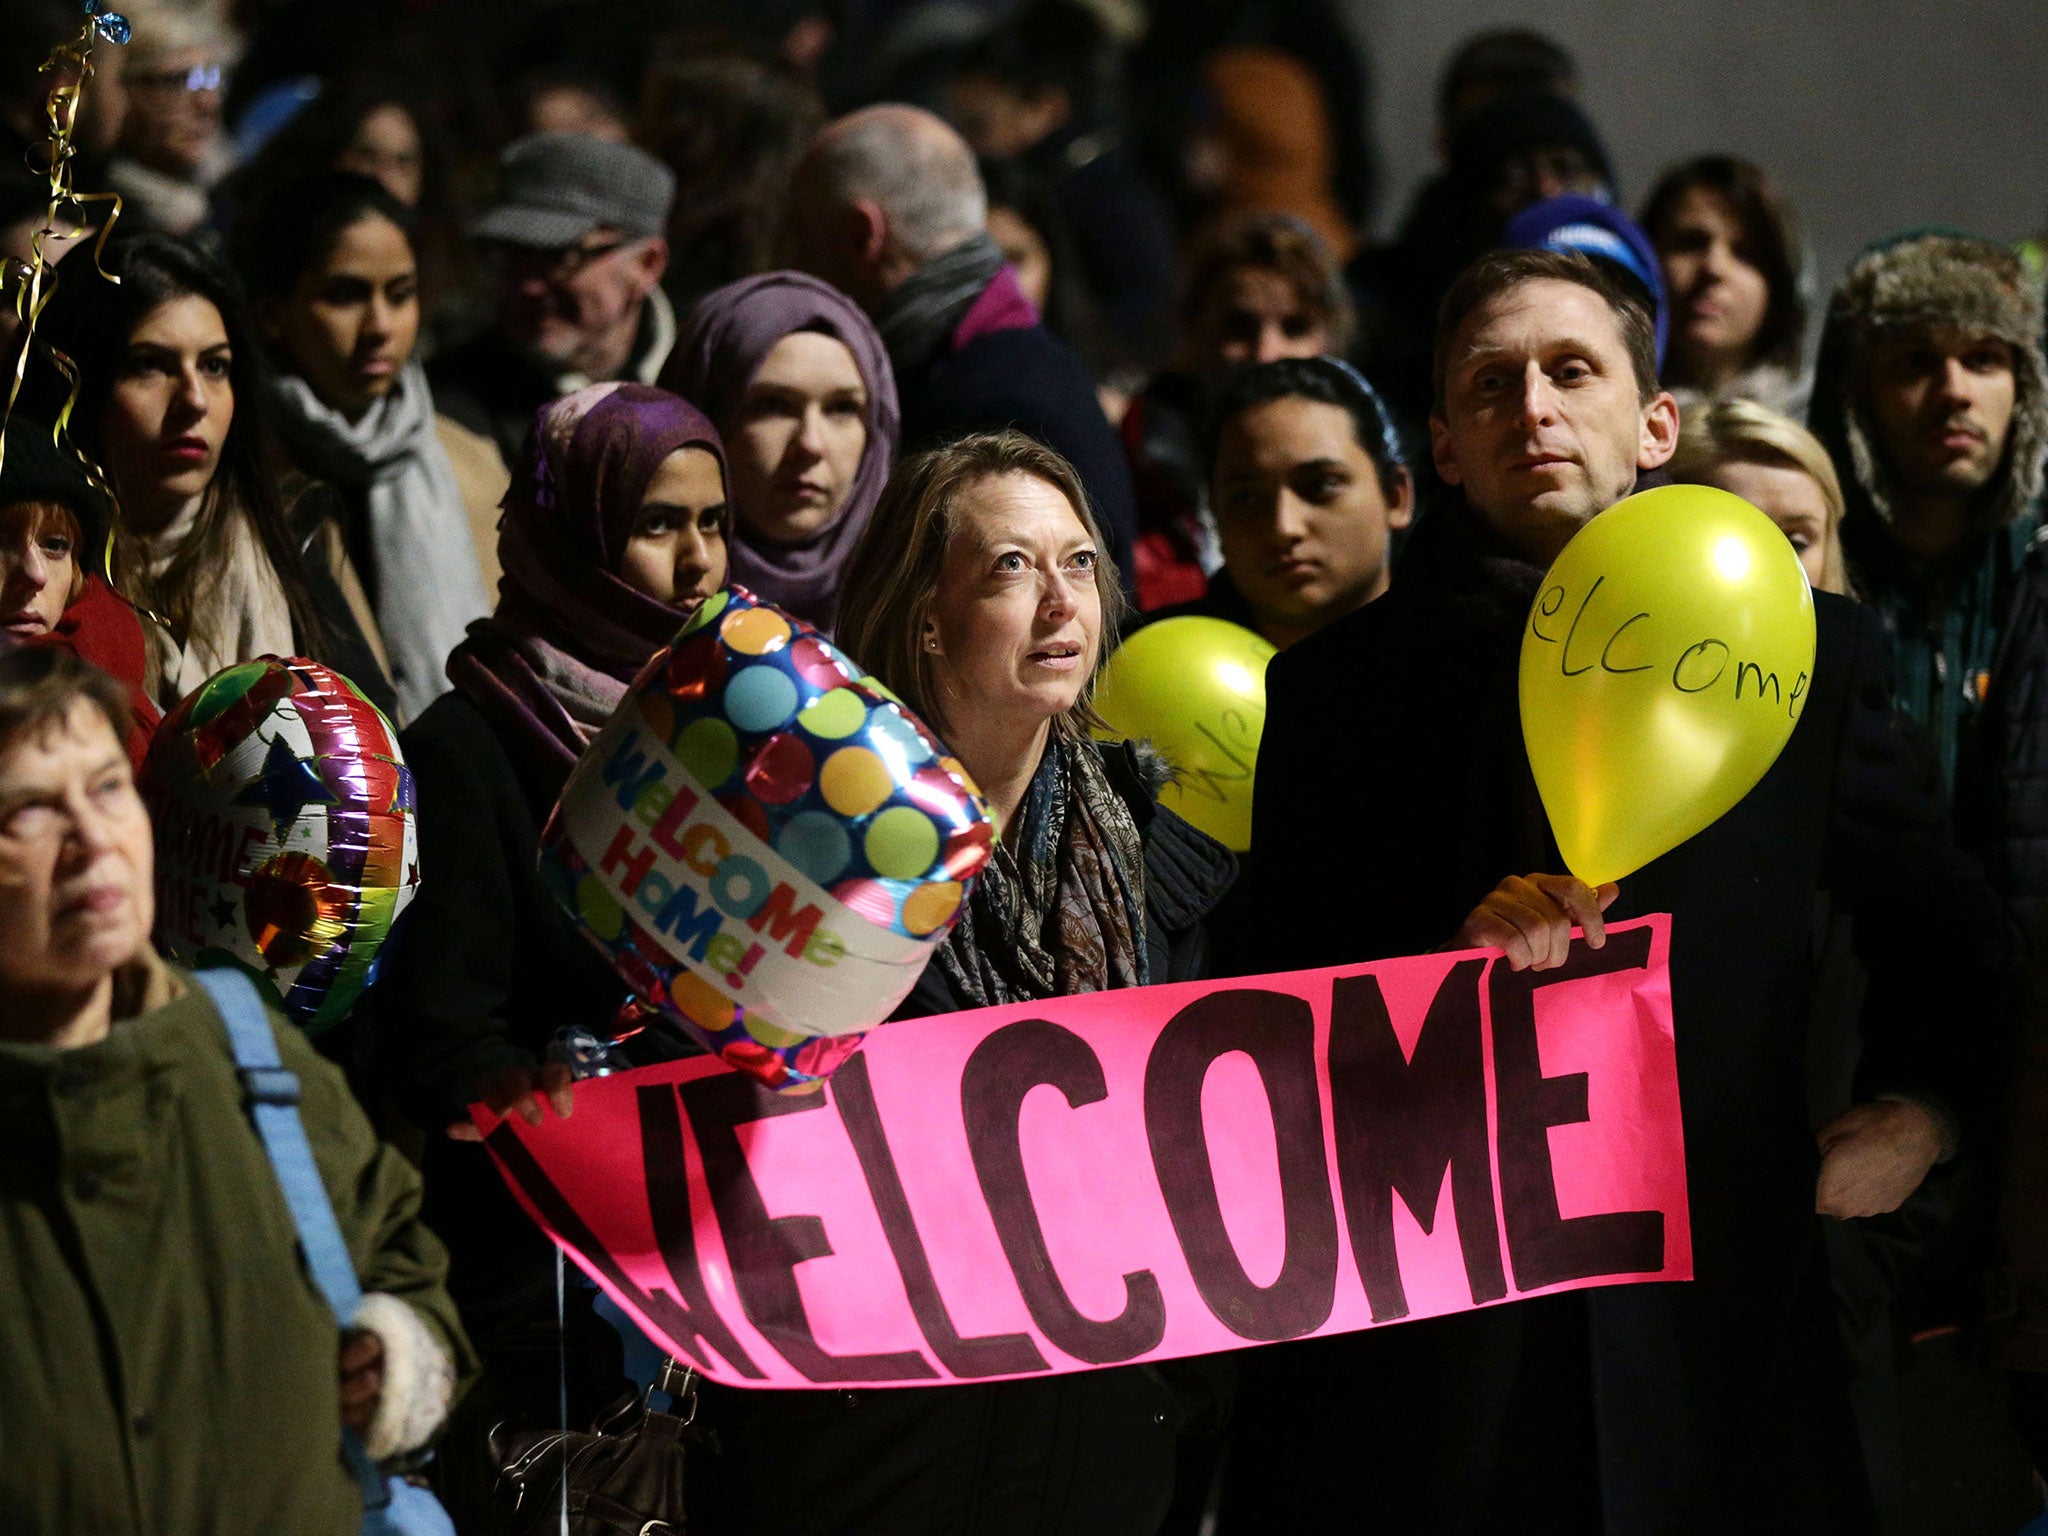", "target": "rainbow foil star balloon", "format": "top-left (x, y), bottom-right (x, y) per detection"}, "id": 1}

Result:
top-left (142, 657), bottom-right (419, 1033)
